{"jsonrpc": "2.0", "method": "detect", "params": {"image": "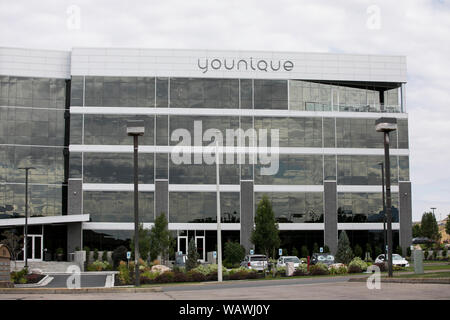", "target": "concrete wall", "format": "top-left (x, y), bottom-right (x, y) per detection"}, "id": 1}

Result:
top-left (324, 181), bottom-right (338, 255)
top-left (155, 179), bottom-right (169, 220)
top-left (399, 181), bottom-right (413, 256)
top-left (67, 222), bottom-right (82, 254)
top-left (240, 181), bottom-right (254, 254)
